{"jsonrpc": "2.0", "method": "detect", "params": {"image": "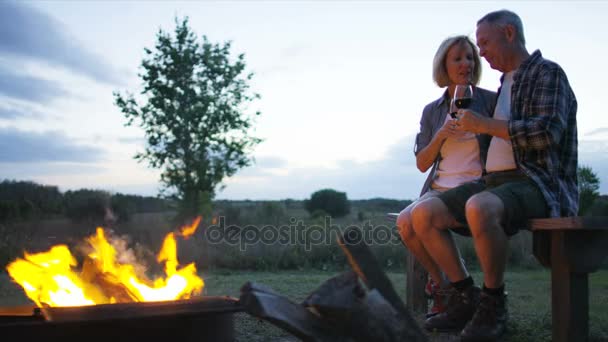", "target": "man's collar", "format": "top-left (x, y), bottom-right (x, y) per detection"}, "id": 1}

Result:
top-left (513, 50), bottom-right (542, 82)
